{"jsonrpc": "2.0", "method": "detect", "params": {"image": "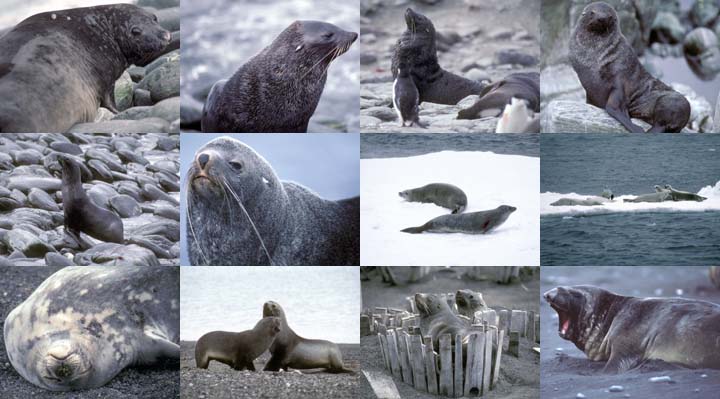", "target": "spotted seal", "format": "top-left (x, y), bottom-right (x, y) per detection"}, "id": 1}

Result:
top-left (401, 205), bottom-right (516, 234)
top-left (399, 183), bottom-right (467, 214)
top-left (195, 316), bottom-right (282, 370)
